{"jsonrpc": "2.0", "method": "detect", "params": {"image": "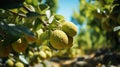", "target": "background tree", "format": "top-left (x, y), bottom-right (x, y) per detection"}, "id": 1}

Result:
top-left (72, 0), bottom-right (120, 53)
